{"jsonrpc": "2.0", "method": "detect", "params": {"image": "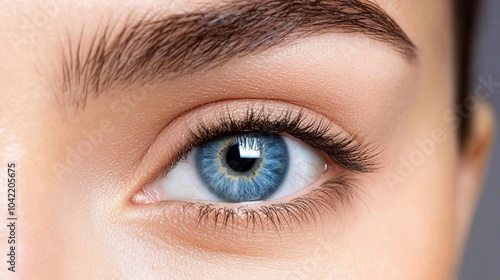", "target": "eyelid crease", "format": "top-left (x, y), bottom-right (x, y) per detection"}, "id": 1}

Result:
top-left (165, 105), bottom-right (380, 178)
